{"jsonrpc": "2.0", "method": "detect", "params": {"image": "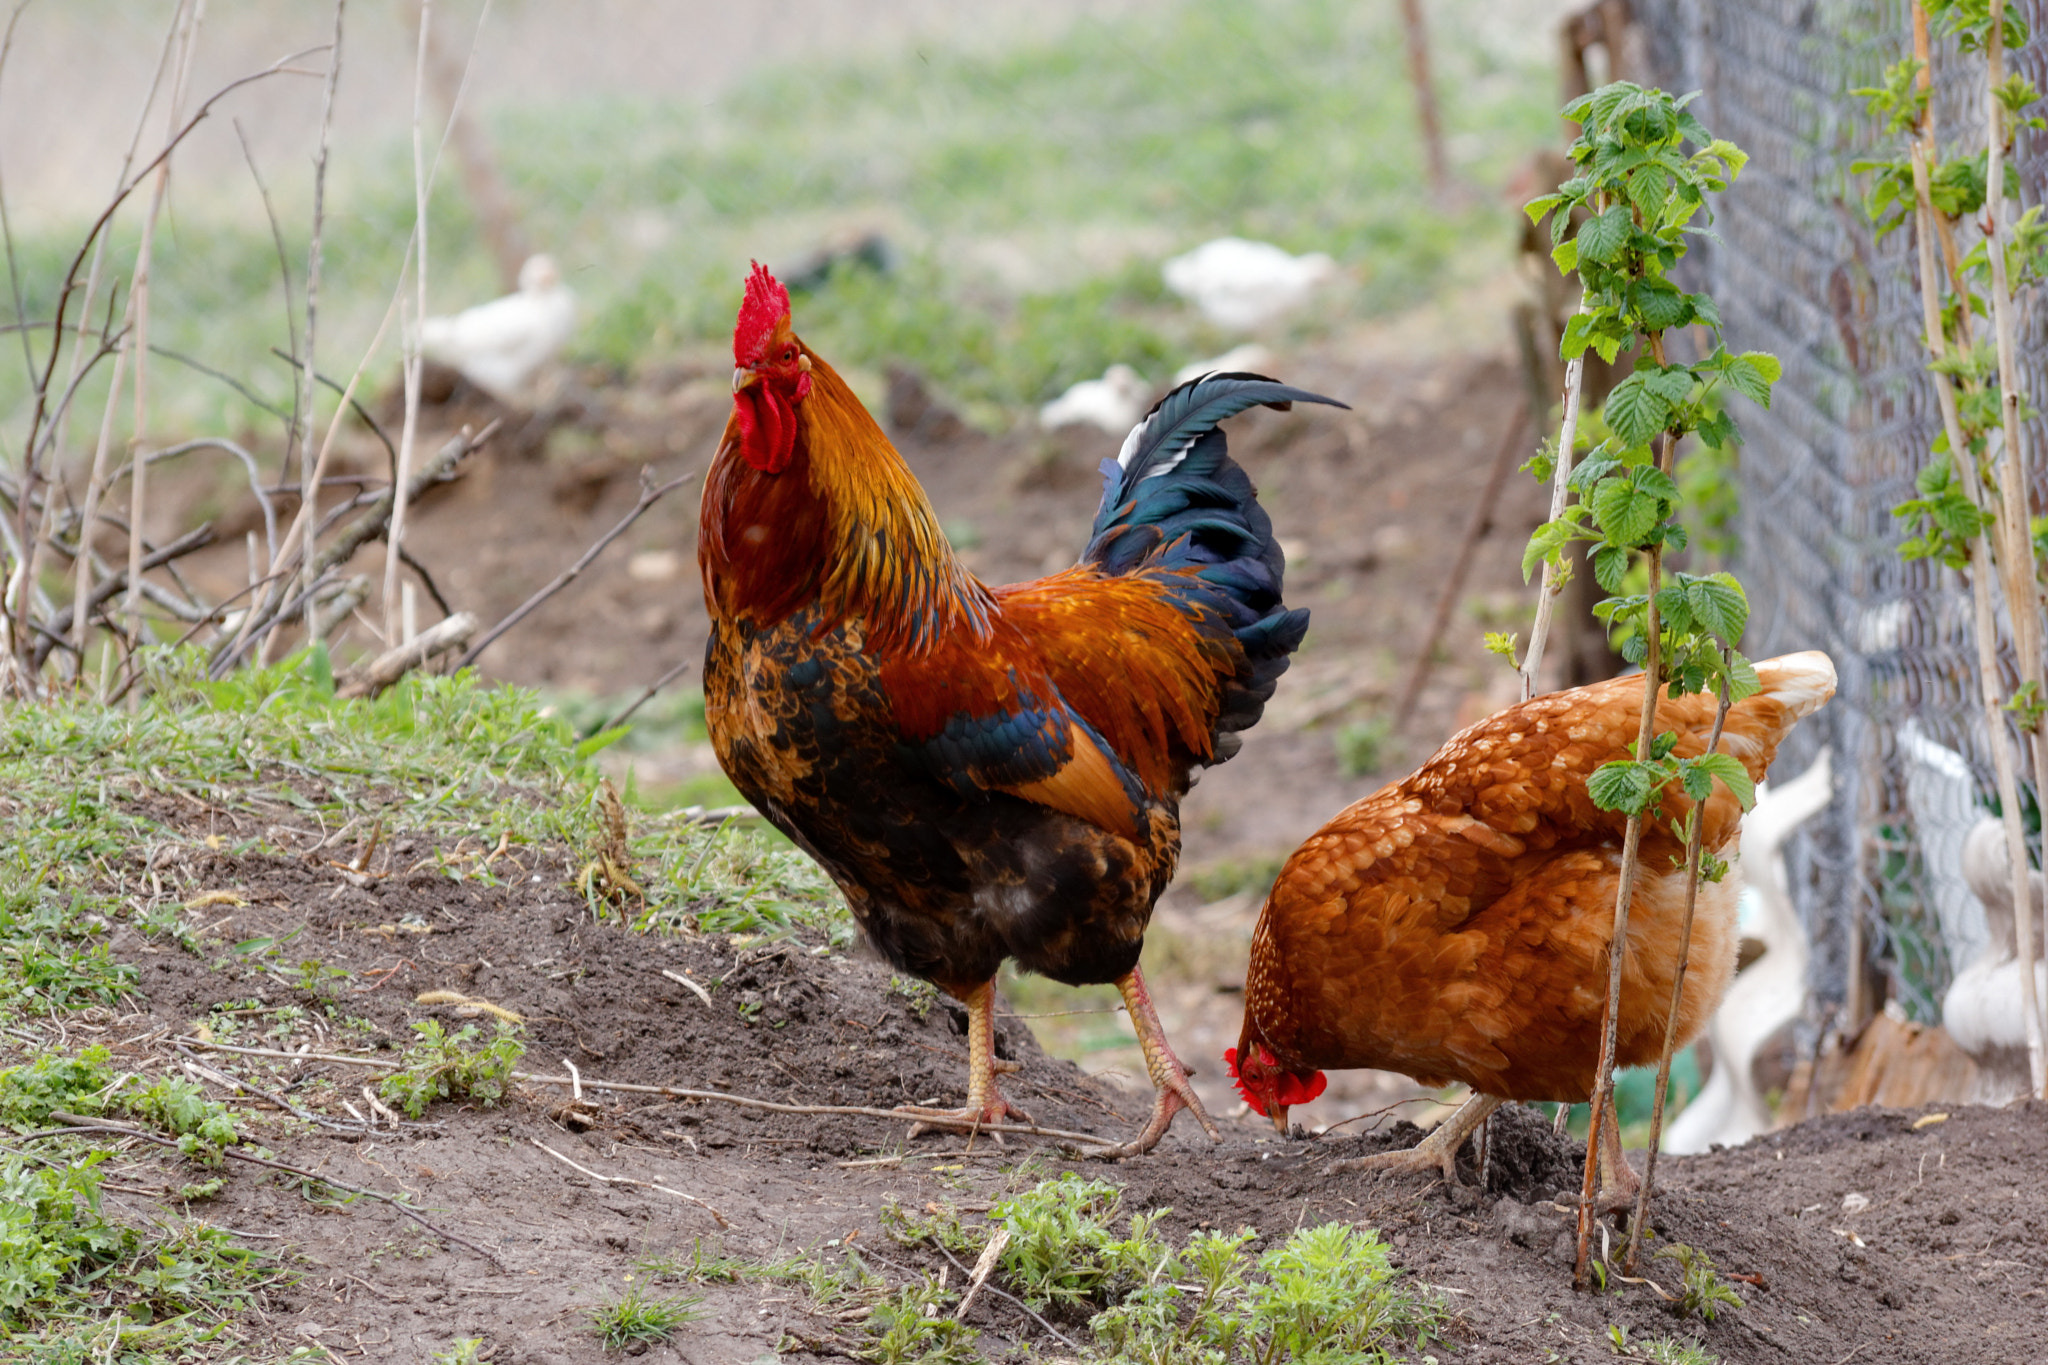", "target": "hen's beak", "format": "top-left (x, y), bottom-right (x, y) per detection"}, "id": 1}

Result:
top-left (732, 366), bottom-right (758, 393)
top-left (1268, 1103), bottom-right (1290, 1135)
